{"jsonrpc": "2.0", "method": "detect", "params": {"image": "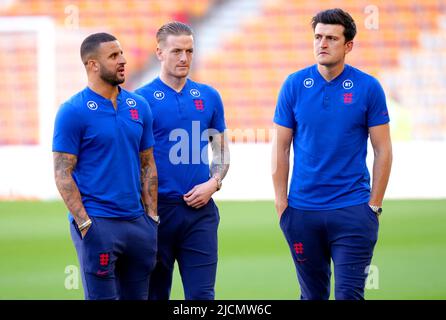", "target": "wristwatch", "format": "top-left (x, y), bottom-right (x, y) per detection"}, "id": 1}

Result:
top-left (211, 176), bottom-right (222, 191)
top-left (369, 205), bottom-right (382, 216)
